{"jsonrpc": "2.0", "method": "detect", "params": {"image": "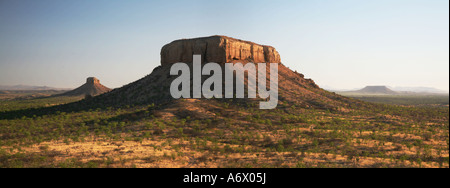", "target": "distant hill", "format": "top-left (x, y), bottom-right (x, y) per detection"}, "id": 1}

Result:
top-left (356, 86), bottom-right (398, 94)
top-left (0, 90), bottom-right (69, 100)
top-left (388, 86), bottom-right (448, 94)
top-left (0, 85), bottom-right (70, 91)
top-left (333, 85), bottom-right (448, 95)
